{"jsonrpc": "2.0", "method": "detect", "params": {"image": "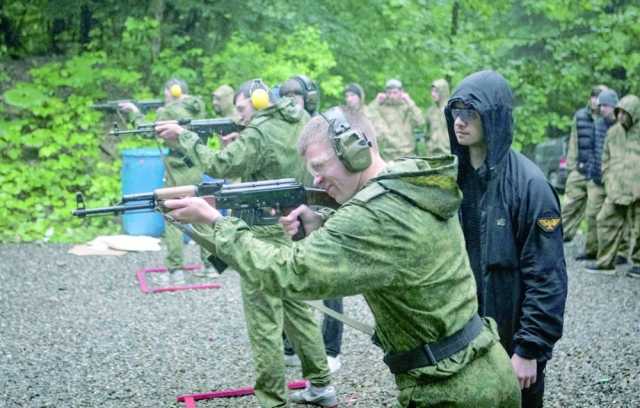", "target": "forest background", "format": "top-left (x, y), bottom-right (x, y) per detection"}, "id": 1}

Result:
top-left (0, 0), bottom-right (638, 242)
